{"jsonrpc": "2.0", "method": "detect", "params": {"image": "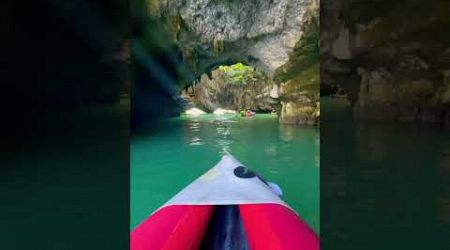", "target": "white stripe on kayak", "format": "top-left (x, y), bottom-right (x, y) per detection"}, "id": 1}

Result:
top-left (154, 154), bottom-right (294, 213)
